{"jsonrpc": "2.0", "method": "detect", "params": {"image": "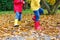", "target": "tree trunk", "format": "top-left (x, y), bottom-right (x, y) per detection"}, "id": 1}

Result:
top-left (42, 0), bottom-right (51, 14)
top-left (53, 0), bottom-right (60, 13)
top-left (42, 0), bottom-right (60, 14)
